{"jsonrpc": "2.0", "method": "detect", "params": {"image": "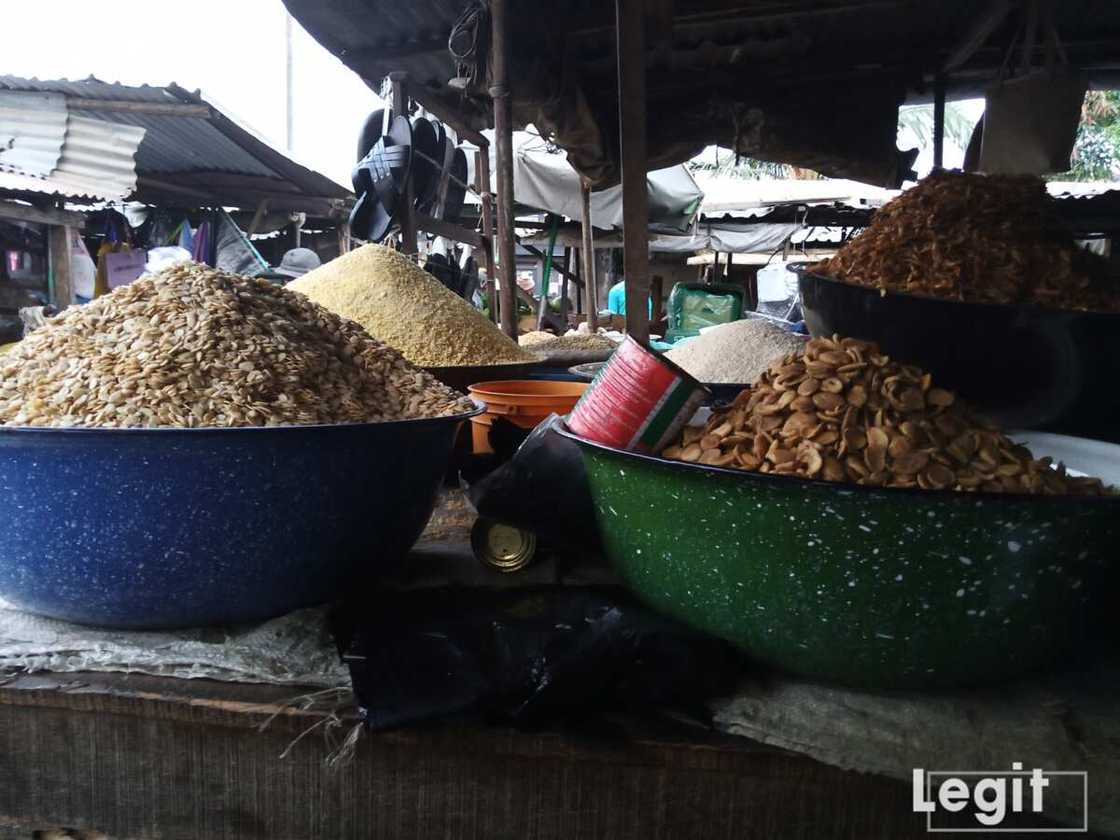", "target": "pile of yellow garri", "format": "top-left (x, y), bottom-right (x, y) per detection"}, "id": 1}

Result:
top-left (287, 245), bottom-right (536, 368)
